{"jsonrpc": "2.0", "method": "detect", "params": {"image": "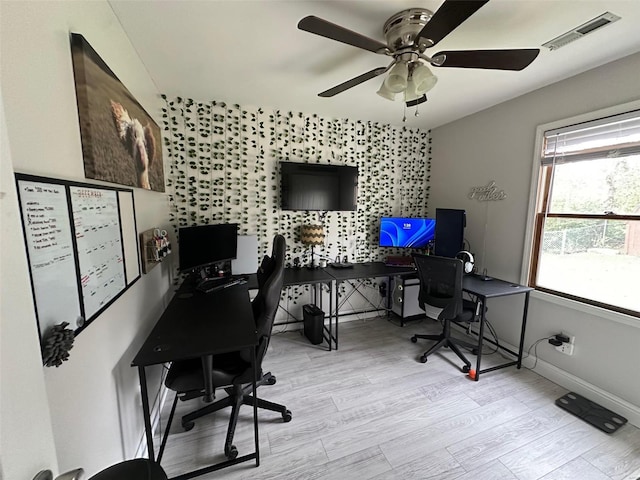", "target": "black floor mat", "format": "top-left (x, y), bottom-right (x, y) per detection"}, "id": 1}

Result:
top-left (556, 392), bottom-right (627, 434)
